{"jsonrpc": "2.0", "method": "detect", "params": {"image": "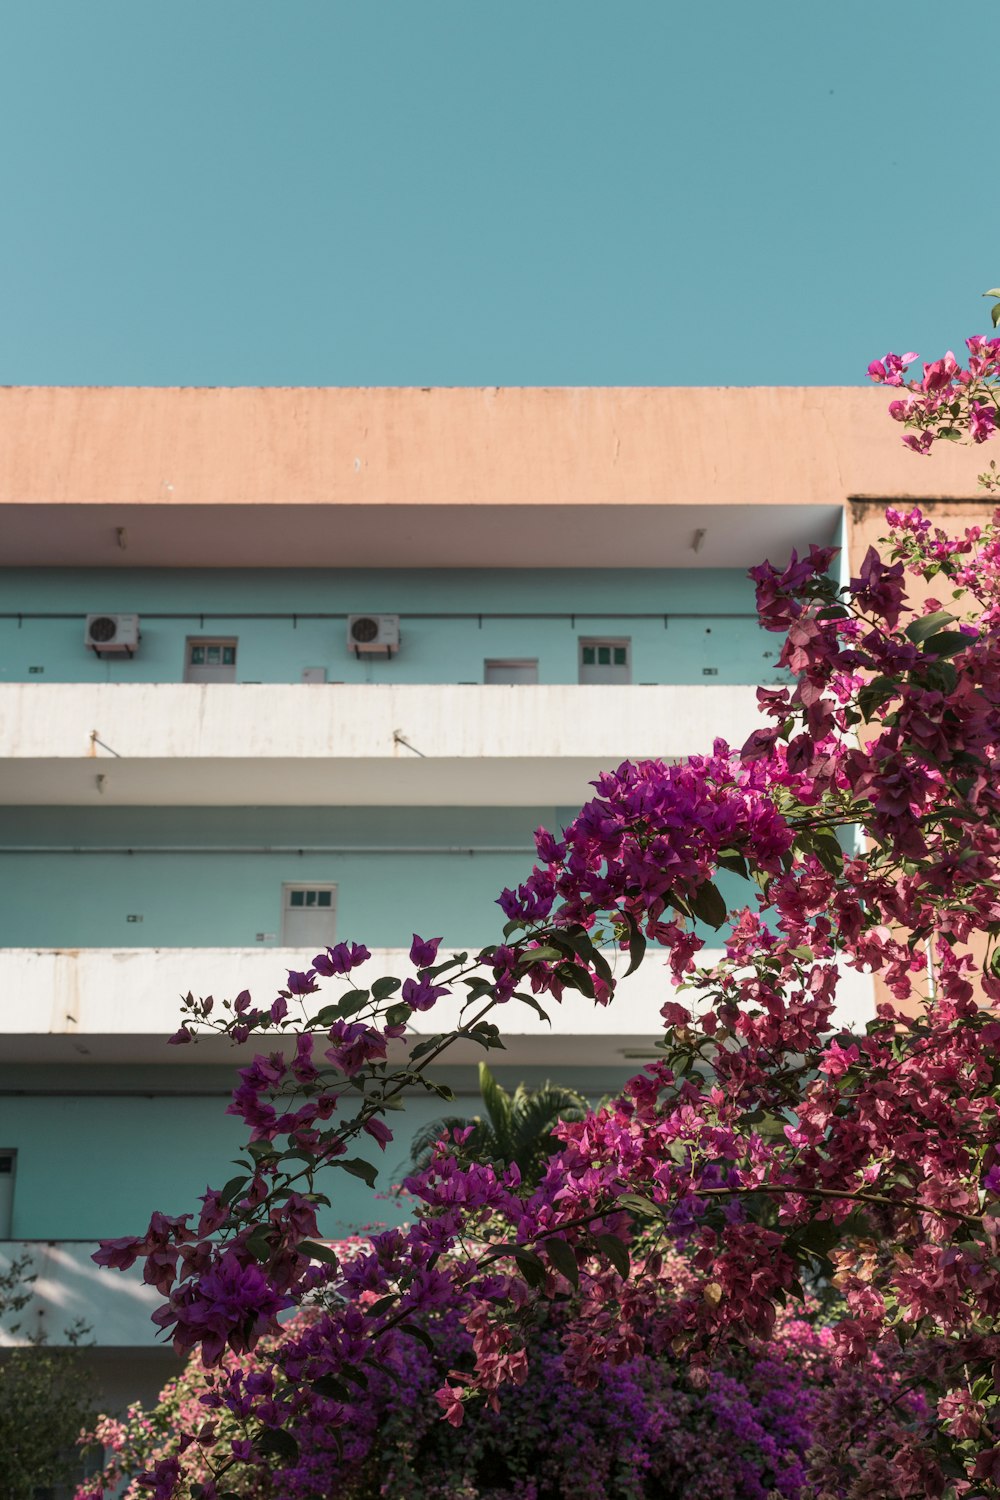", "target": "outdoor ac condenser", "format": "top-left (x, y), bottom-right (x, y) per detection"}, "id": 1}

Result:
top-left (347, 614), bottom-right (400, 657)
top-left (84, 613), bottom-right (141, 656)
